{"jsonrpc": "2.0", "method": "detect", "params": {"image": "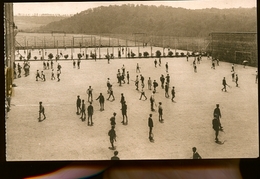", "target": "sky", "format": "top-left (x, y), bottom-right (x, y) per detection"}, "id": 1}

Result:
top-left (13, 0), bottom-right (257, 15)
